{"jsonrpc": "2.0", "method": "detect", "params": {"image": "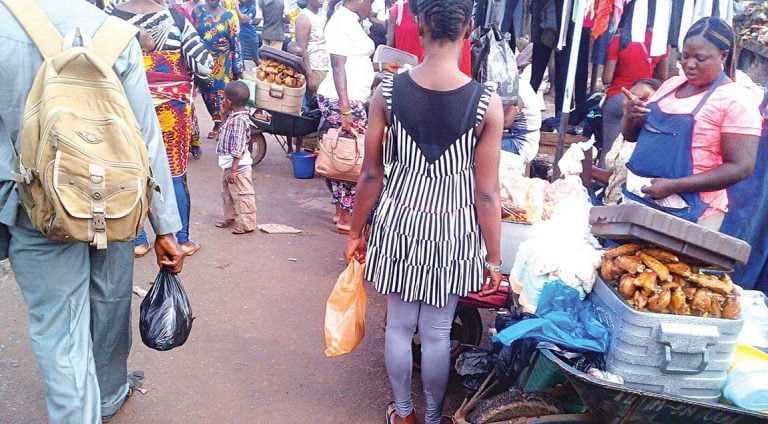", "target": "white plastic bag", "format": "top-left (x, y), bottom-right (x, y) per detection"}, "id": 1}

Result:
top-left (486, 30), bottom-right (519, 106)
